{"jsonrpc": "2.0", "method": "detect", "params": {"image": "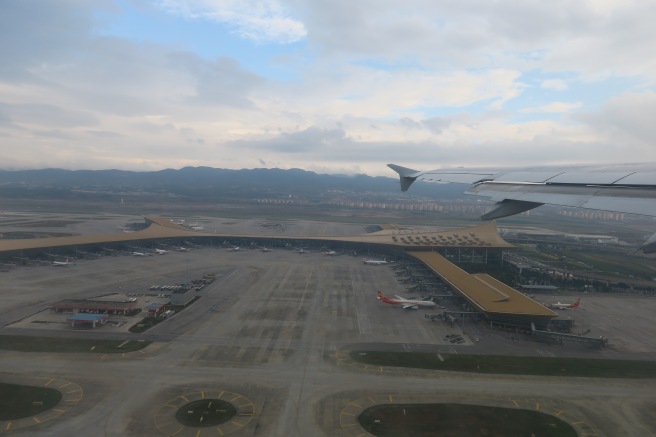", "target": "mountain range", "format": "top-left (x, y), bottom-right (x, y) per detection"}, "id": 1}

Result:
top-left (0, 167), bottom-right (469, 202)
